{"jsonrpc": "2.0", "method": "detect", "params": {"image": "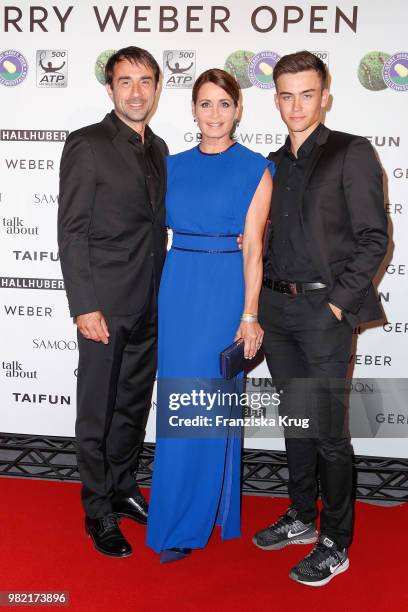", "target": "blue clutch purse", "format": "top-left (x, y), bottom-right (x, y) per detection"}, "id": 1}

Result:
top-left (220, 340), bottom-right (246, 379)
